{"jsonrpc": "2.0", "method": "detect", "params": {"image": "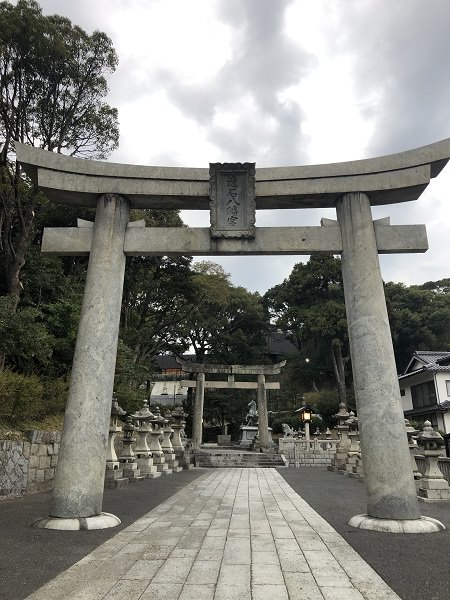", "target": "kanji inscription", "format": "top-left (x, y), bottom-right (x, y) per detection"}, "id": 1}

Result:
top-left (209, 162), bottom-right (256, 238)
